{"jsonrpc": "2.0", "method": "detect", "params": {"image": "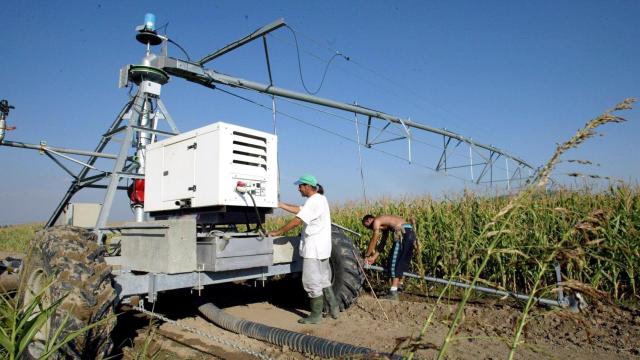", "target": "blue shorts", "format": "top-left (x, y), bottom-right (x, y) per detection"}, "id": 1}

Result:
top-left (387, 224), bottom-right (415, 279)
